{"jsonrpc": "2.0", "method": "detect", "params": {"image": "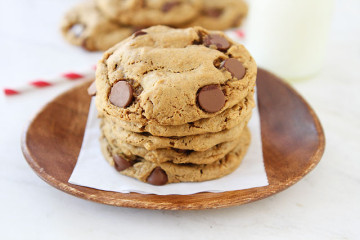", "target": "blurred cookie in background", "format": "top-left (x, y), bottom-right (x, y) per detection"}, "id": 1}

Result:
top-left (182, 0), bottom-right (248, 30)
top-left (95, 0), bottom-right (203, 27)
top-left (60, 1), bottom-right (138, 51)
top-left (60, 0), bottom-right (248, 51)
